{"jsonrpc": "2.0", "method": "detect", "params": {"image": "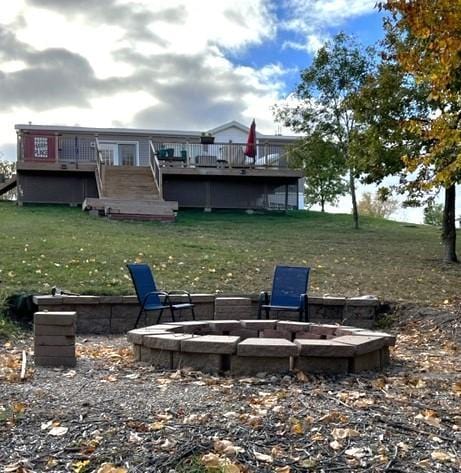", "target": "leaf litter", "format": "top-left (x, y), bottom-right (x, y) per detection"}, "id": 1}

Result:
top-left (0, 305), bottom-right (460, 472)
